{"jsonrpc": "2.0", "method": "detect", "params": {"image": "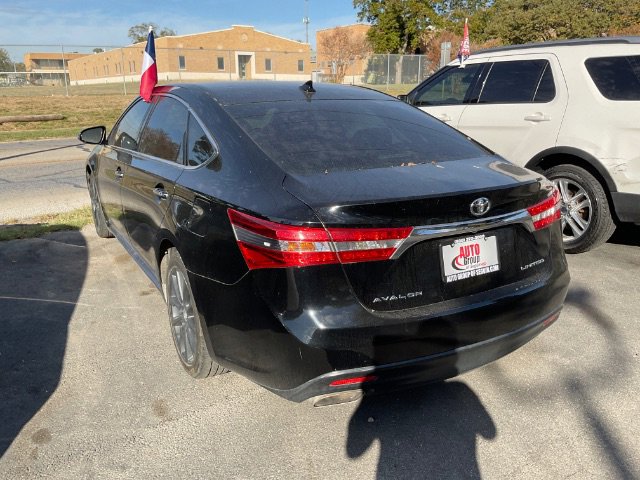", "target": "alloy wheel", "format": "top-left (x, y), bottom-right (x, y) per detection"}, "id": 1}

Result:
top-left (553, 177), bottom-right (593, 243)
top-left (168, 267), bottom-right (198, 367)
top-left (89, 177), bottom-right (100, 220)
